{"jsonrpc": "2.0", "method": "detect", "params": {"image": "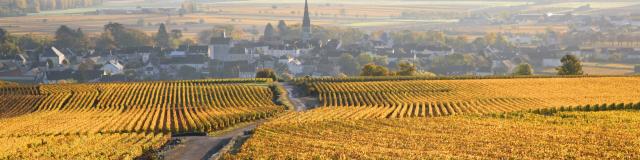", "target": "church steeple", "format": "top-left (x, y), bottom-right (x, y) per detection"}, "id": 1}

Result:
top-left (302, 0), bottom-right (312, 43)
